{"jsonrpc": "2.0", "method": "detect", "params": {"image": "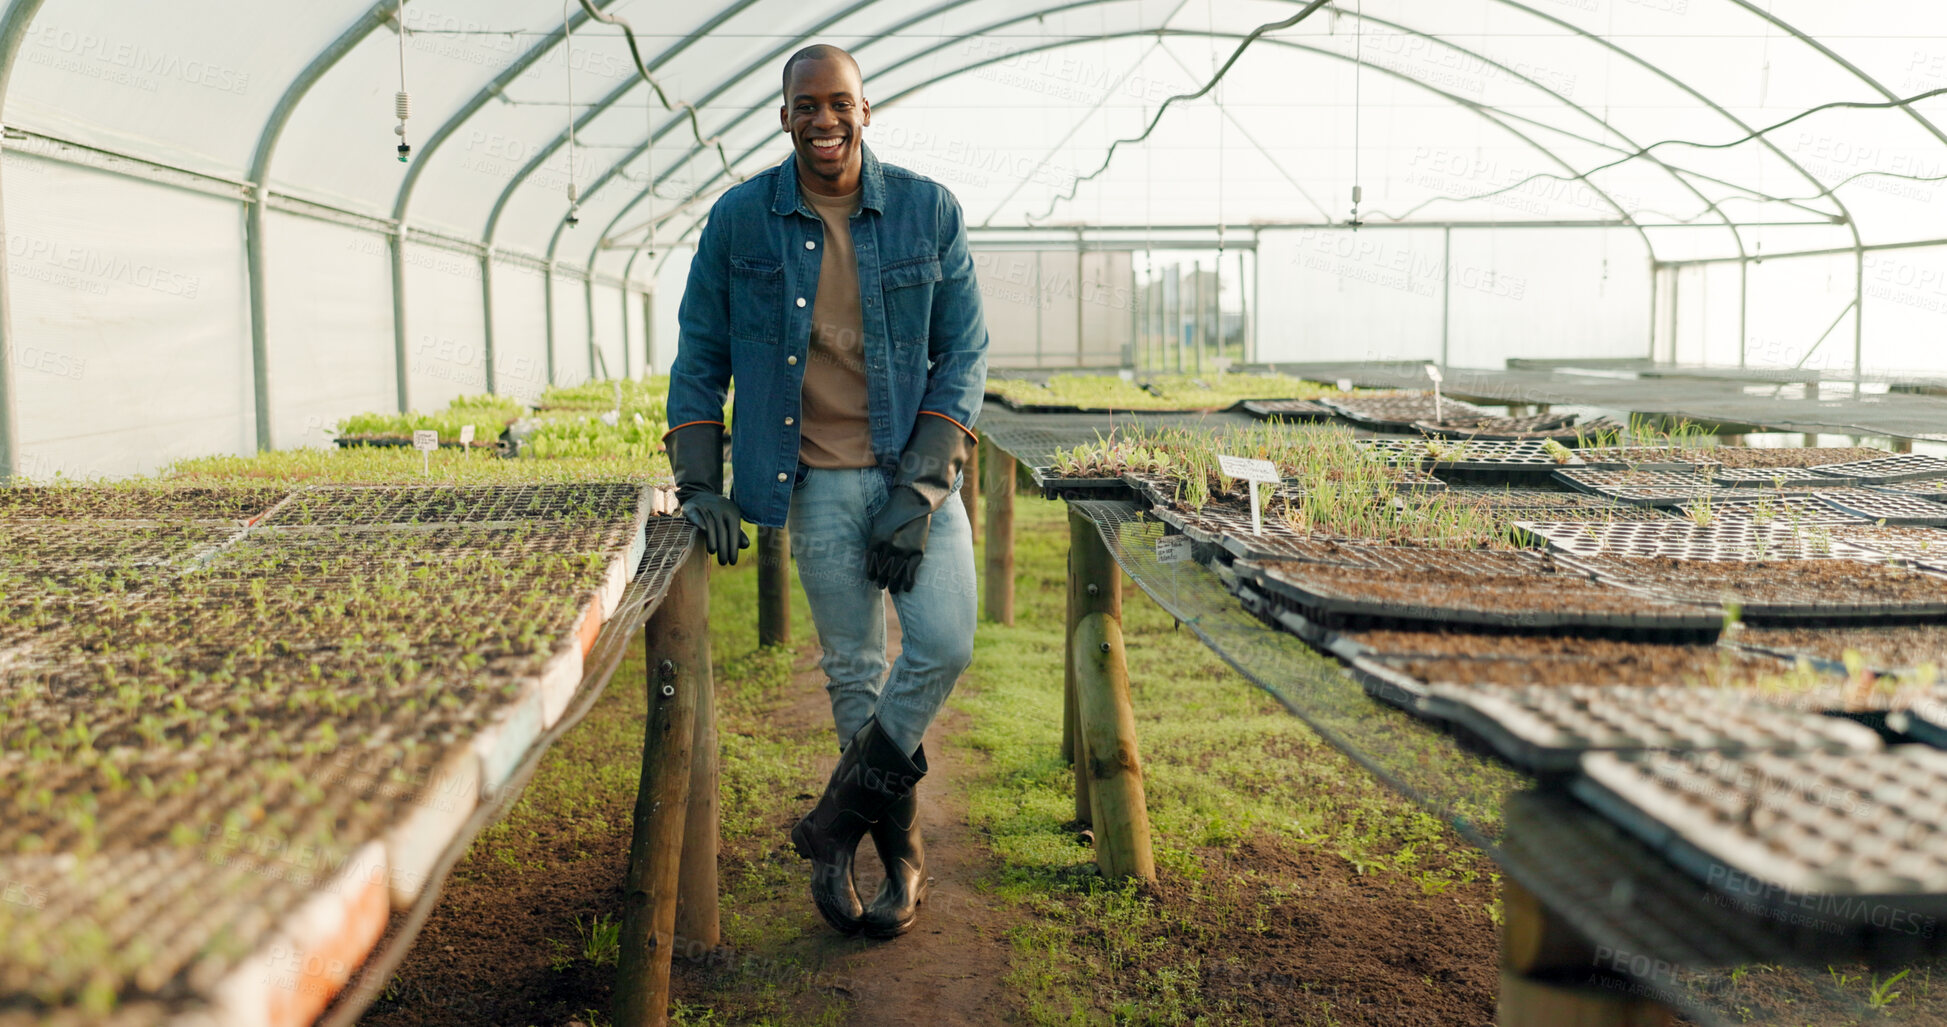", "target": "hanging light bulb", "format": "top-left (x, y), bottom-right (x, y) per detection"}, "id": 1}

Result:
top-left (565, 182), bottom-right (580, 228)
